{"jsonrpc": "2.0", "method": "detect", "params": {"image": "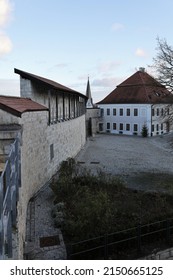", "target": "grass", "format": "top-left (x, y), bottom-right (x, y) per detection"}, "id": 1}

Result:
top-left (126, 172), bottom-right (173, 194)
top-left (51, 159), bottom-right (173, 246)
